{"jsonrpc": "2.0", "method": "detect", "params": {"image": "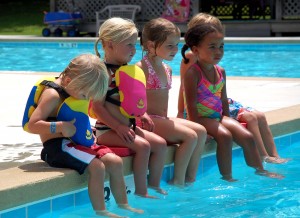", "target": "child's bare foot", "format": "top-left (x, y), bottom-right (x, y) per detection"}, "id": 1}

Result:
top-left (95, 210), bottom-right (124, 217)
top-left (221, 174), bottom-right (238, 182)
top-left (148, 186), bottom-right (168, 195)
top-left (255, 169), bottom-right (284, 179)
top-left (118, 204), bottom-right (144, 214)
top-left (262, 156), bottom-right (291, 164)
top-left (185, 176), bottom-right (196, 184)
top-left (135, 192), bottom-right (159, 199)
